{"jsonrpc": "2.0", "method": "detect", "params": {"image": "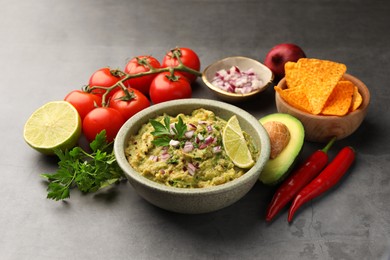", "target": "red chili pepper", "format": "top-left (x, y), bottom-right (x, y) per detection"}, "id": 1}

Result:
top-left (287, 146), bottom-right (355, 222)
top-left (265, 137), bottom-right (336, 222)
